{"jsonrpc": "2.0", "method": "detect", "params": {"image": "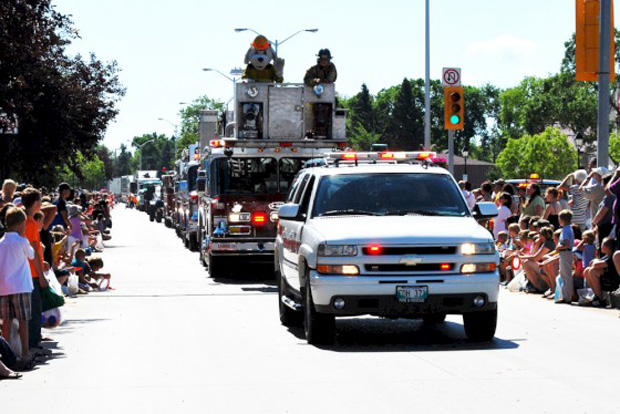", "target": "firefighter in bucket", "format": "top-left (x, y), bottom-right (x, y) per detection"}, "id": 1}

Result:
top-left (242, 35), bottom-right (284, 83)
